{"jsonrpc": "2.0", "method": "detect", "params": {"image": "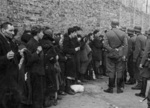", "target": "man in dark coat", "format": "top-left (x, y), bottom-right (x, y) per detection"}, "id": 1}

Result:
top-left (27, 25), bottom-right (45, 108)
top-left (132, 26), bottom-right (146, 90)
top-left (40, 29), bottom-right (60, 106)
top-left (103, 20), bottom-right (128, 93)
top-left (90, 30), bottom-right (103, 79)
top-left (0, 22), bottom-right (24, 108)
top-left (63, 27), bottom-right (80, 95)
